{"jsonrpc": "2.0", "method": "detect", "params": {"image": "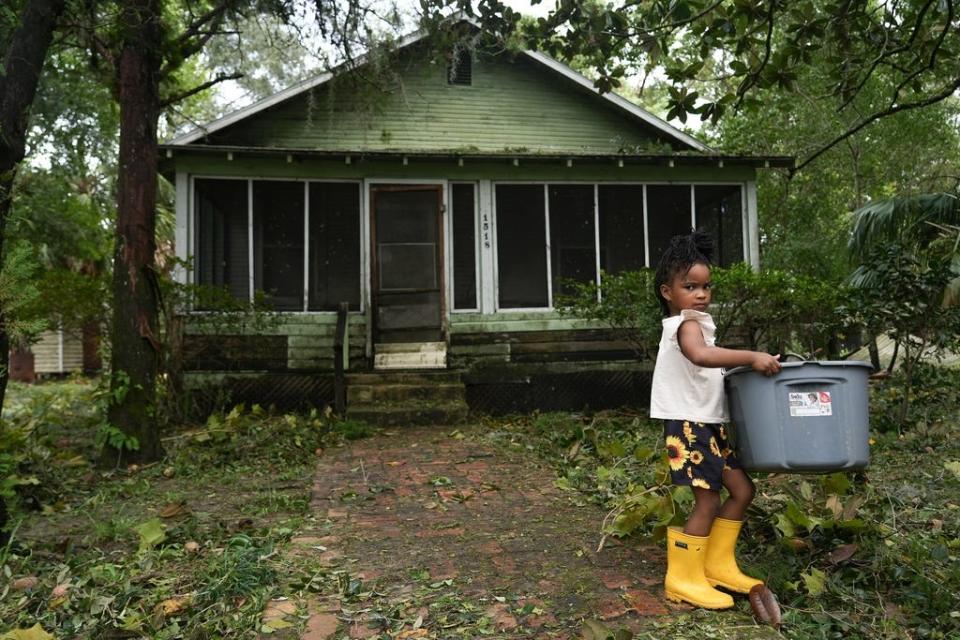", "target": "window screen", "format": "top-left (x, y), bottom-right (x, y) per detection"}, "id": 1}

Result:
top-left (452, 183), bottom-right (477, 310)
top-left (253, 181), bottom-right (305, 311)
top-left (549, 185), bottom-right (596, 297)
top-left (647, 185), bottom-right (692, 266)
top-left (448, 48), bottom-right (472, 85)
top-left (695, 185), bottom-right (744, 266)
top-left (308, 182), bottom-right (360, 311)
top-left (598, 185), bottom-right (646, 272)
top-left (194, 179), bottom-right (249, 303)
top-left (496, 185), bottom-right (548, 308)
